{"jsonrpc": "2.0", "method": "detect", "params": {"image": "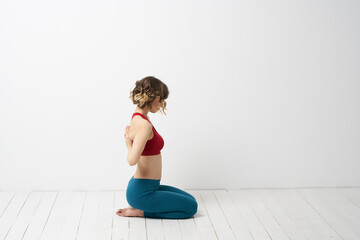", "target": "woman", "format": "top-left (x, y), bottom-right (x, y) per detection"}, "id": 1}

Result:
top-left (116, 76), bottom-right (198, 219)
